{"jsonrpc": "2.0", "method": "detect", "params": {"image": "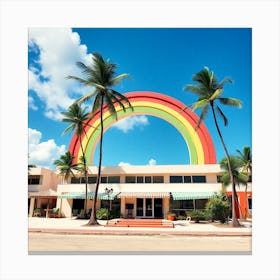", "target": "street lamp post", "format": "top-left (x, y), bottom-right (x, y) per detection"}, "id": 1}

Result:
top-left (104, 187), bottom-right (113, 225)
